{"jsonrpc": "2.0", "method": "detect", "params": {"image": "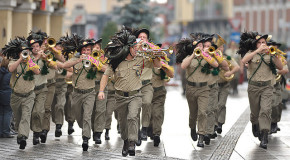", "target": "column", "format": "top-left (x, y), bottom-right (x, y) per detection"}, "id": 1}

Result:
top-left (0, 0), bottom-right (16, 47)
top-left (50, 8), bottom-right (66, 39)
